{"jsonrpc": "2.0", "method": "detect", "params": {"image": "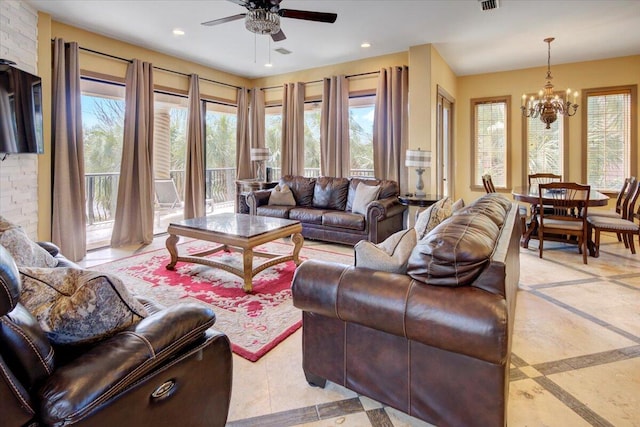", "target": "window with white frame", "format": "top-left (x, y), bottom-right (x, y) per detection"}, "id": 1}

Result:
top-left (584, 86), bottom-right (637, 192)
top-left (472, 96), bottom-right (510, 189)
top-left (349, 95), bottom-right (375, 177)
